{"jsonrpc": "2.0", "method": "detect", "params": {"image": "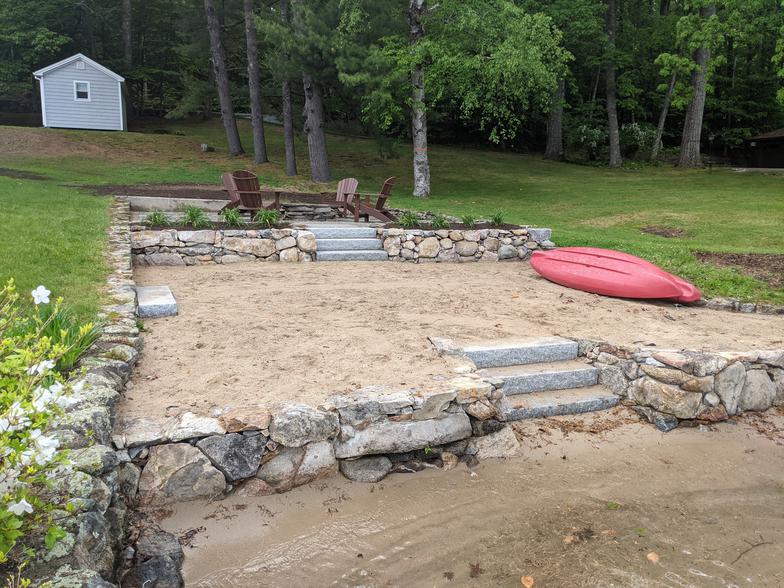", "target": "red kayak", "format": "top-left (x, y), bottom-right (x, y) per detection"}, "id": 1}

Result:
top-left (530, 247), bottom-right (701, 303)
